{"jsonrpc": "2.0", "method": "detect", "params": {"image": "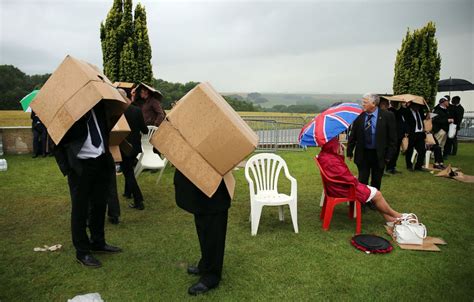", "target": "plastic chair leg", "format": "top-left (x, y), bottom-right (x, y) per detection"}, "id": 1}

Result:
top-left (319, 192), bottom-right (325, 207)
top-left (322, 202), bottom-right (335, 231)
top-left (355, 202), bottom-right (362, 234)
top-left (278, 206), bottom-right (284, 221)
top-left (424, 150), bottom-right (432, 168)
top-left (134, 164), bottom-right (144, 178)
top-left (155, 161), bottom-right (168, 185)
top-left (251, 204), bottom-right (263, 236)
top-left (320, 198), bottom-right (327, 220)
top-left (289, 202), bottom-right (298, 234)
